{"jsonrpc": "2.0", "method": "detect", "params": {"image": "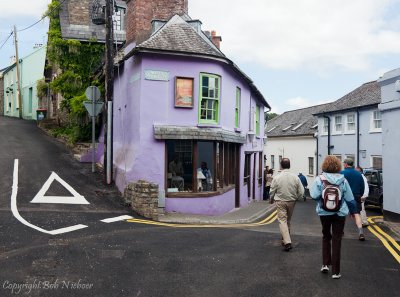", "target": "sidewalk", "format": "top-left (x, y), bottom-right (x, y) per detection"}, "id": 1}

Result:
top-left (159, 201), bottom-right (275, 224)
top-left (382, 220), bottom-right (400, 240)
